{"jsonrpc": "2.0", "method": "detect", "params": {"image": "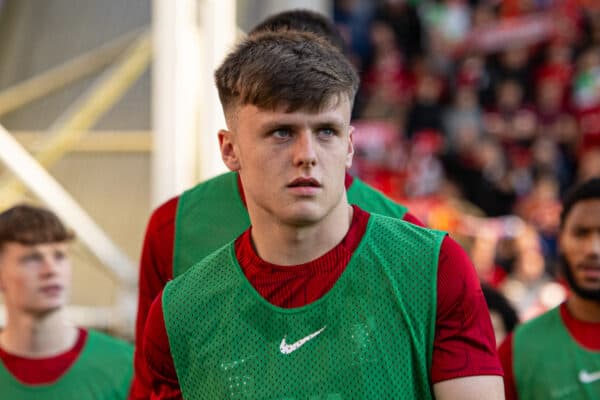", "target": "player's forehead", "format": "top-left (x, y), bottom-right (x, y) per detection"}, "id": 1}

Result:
top-left (240, 96), bottom-right (351, 125)
top-left (2, 241), bottom-right (68, 257)
top-left (563, 199), bottom-right (600, 230)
